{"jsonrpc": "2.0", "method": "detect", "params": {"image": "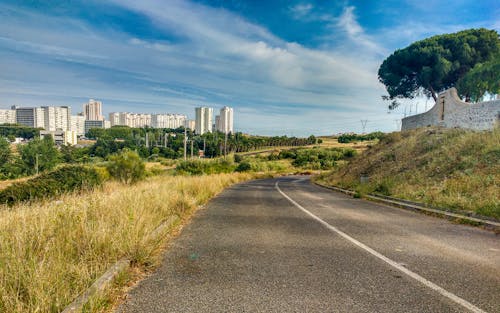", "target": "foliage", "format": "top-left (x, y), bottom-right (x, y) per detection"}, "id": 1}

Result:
top-left (0, 124), bottom-right (40, 139)
top-left (17, 136), bottom-right (60, 175)
top-left (0, 137), bottom-right (11, 174)
top-left (456, 57), bottom-right (500, 102)
top-left (235, 161), bottom-right (252, 172)
top-left (175, 159), bottom-right (236, 175)
top-left (106, 149), bottom-right (146, 184)
top-left (378, 28), bottom-right (500, 107)
top-left (337, 131), bottom-right (386, 143)
top-left (0, 166), bottom-right (102, 206)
